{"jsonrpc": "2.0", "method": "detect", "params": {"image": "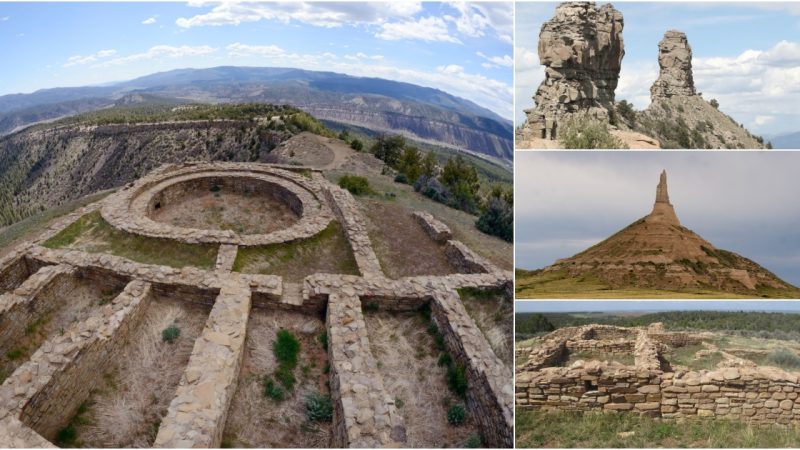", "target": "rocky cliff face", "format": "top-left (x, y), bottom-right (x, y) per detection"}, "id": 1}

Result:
top-left (650, 31), bottom-right (696, 98)
top-left (0, 120), bottom-right (287, 225)
top-left (517, 1), bottom-right (624, 142)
